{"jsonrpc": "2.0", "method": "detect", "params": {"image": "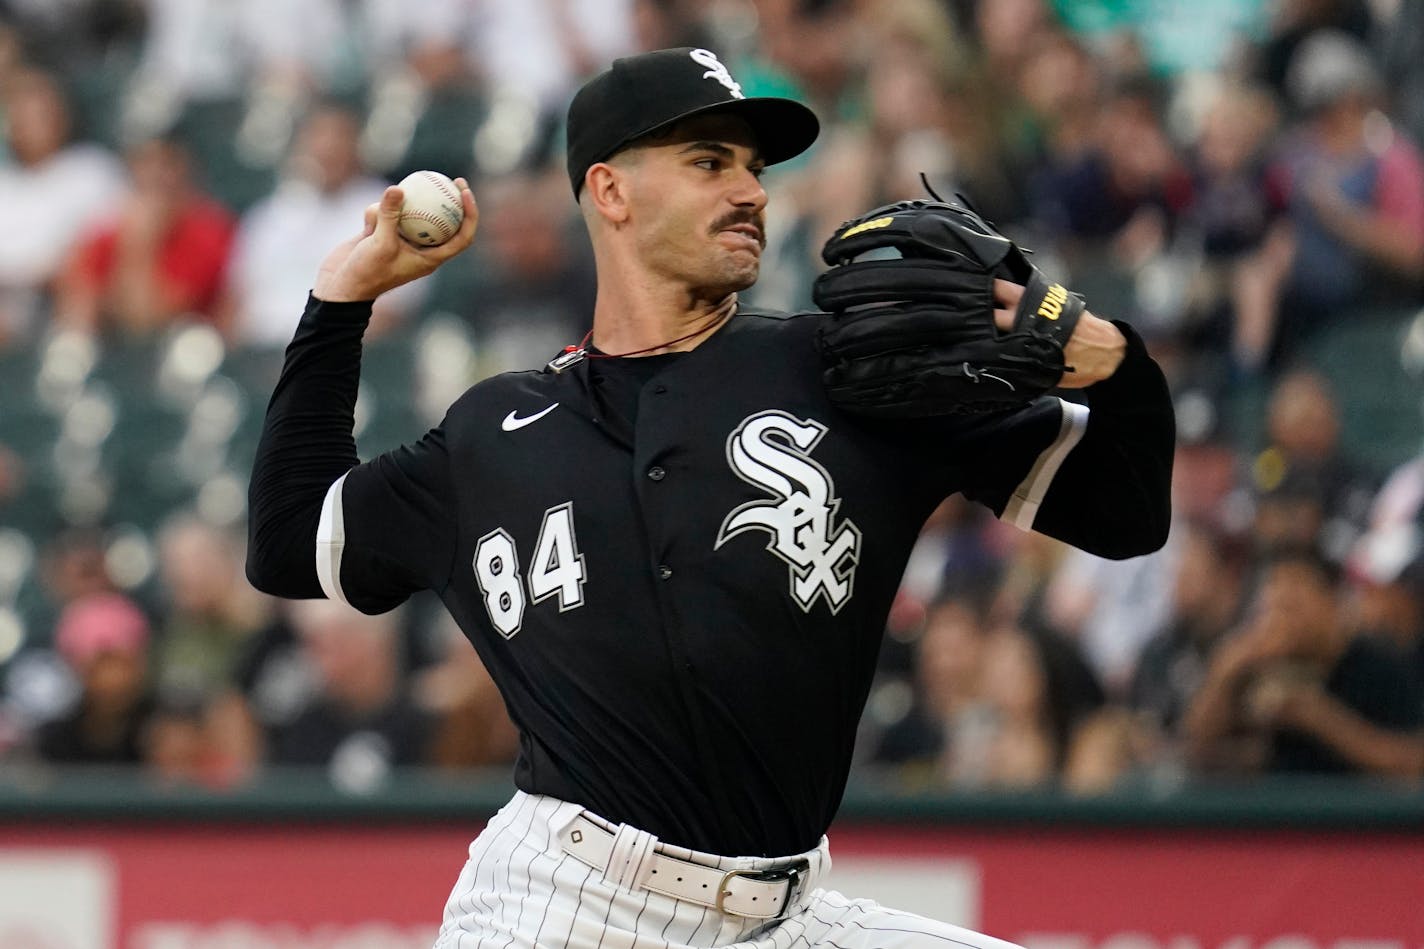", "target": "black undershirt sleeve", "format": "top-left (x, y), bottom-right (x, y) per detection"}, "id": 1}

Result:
top-left (944, 320), bottom-right (1174, 560)
top-left (245, 295), bottom-right (371, 599)
top-left (1029, 321), bottom-right (1175, 558)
